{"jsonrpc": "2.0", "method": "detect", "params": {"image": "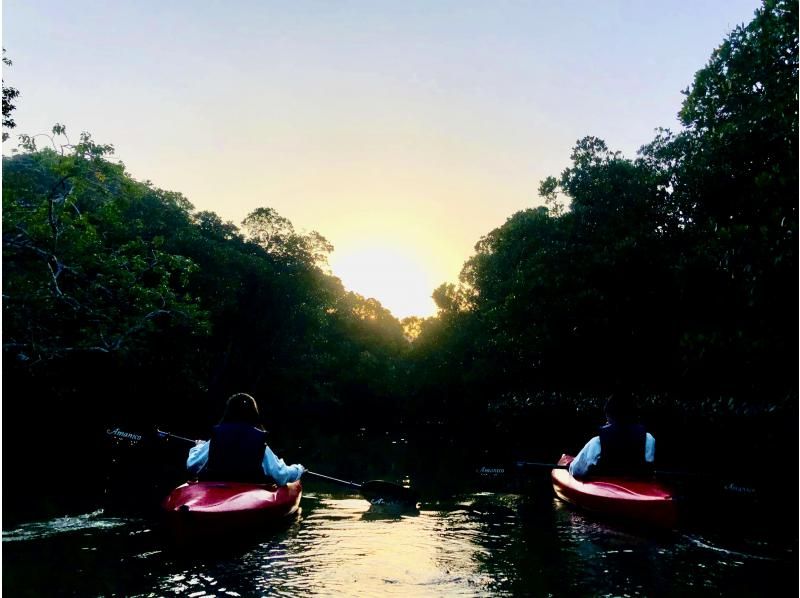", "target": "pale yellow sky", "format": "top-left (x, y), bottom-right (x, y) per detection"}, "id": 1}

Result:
top-left (2, 1), bottom-right (762, 318)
